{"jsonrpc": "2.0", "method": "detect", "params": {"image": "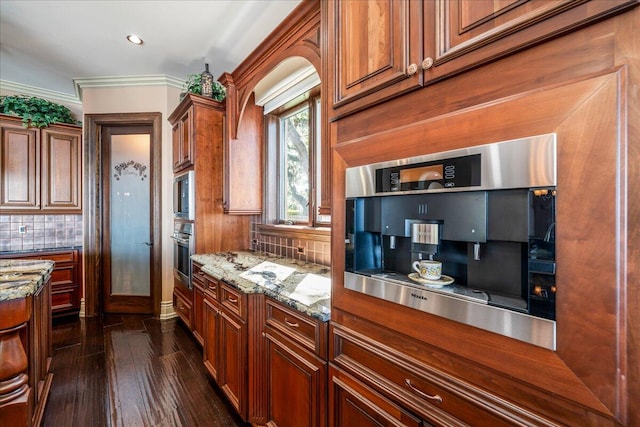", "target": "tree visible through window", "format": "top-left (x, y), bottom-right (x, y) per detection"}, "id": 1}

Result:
top-left (281, 106), bottom-right (310, 222)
